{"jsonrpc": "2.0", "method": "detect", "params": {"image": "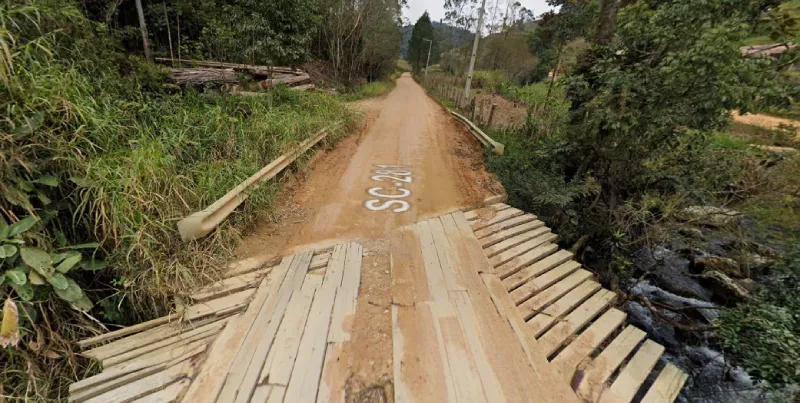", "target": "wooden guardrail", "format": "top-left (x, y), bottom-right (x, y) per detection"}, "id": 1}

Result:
top-left (450, 110), bottom-right (505, 155)
top-left (177, 124), bottom-right (341, 241)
